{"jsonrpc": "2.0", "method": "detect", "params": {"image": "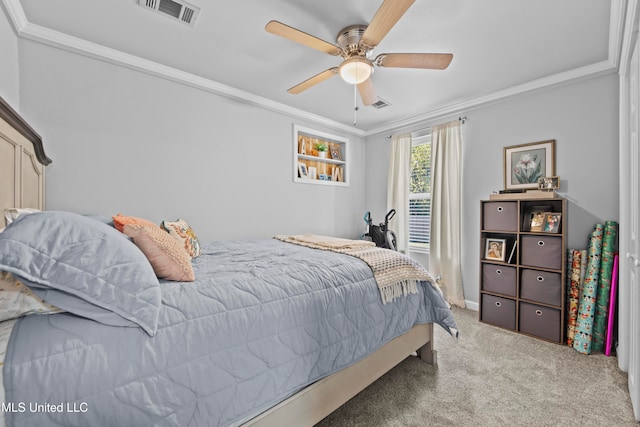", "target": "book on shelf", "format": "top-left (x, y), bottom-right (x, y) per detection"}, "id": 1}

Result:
top-left (507, 241), bottom-right (518, 264)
